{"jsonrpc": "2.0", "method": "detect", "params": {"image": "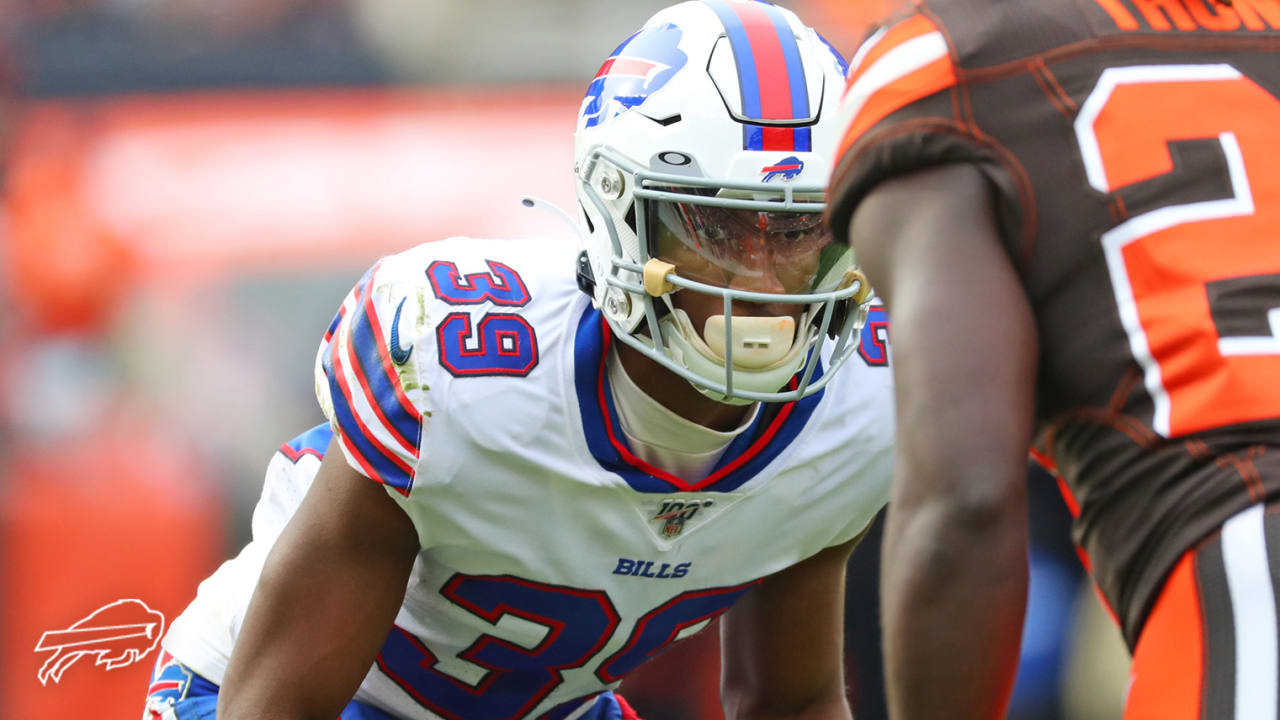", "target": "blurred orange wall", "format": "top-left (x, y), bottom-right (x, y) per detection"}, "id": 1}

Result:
top-left (2, 420), bottom-right (224, 717)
